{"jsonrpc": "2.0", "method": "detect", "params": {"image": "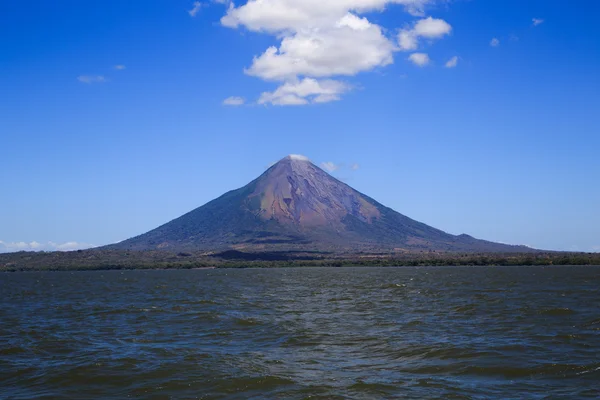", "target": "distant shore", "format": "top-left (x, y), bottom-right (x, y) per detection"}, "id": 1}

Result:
top-left (1, 249), bottom-right (599, 272)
